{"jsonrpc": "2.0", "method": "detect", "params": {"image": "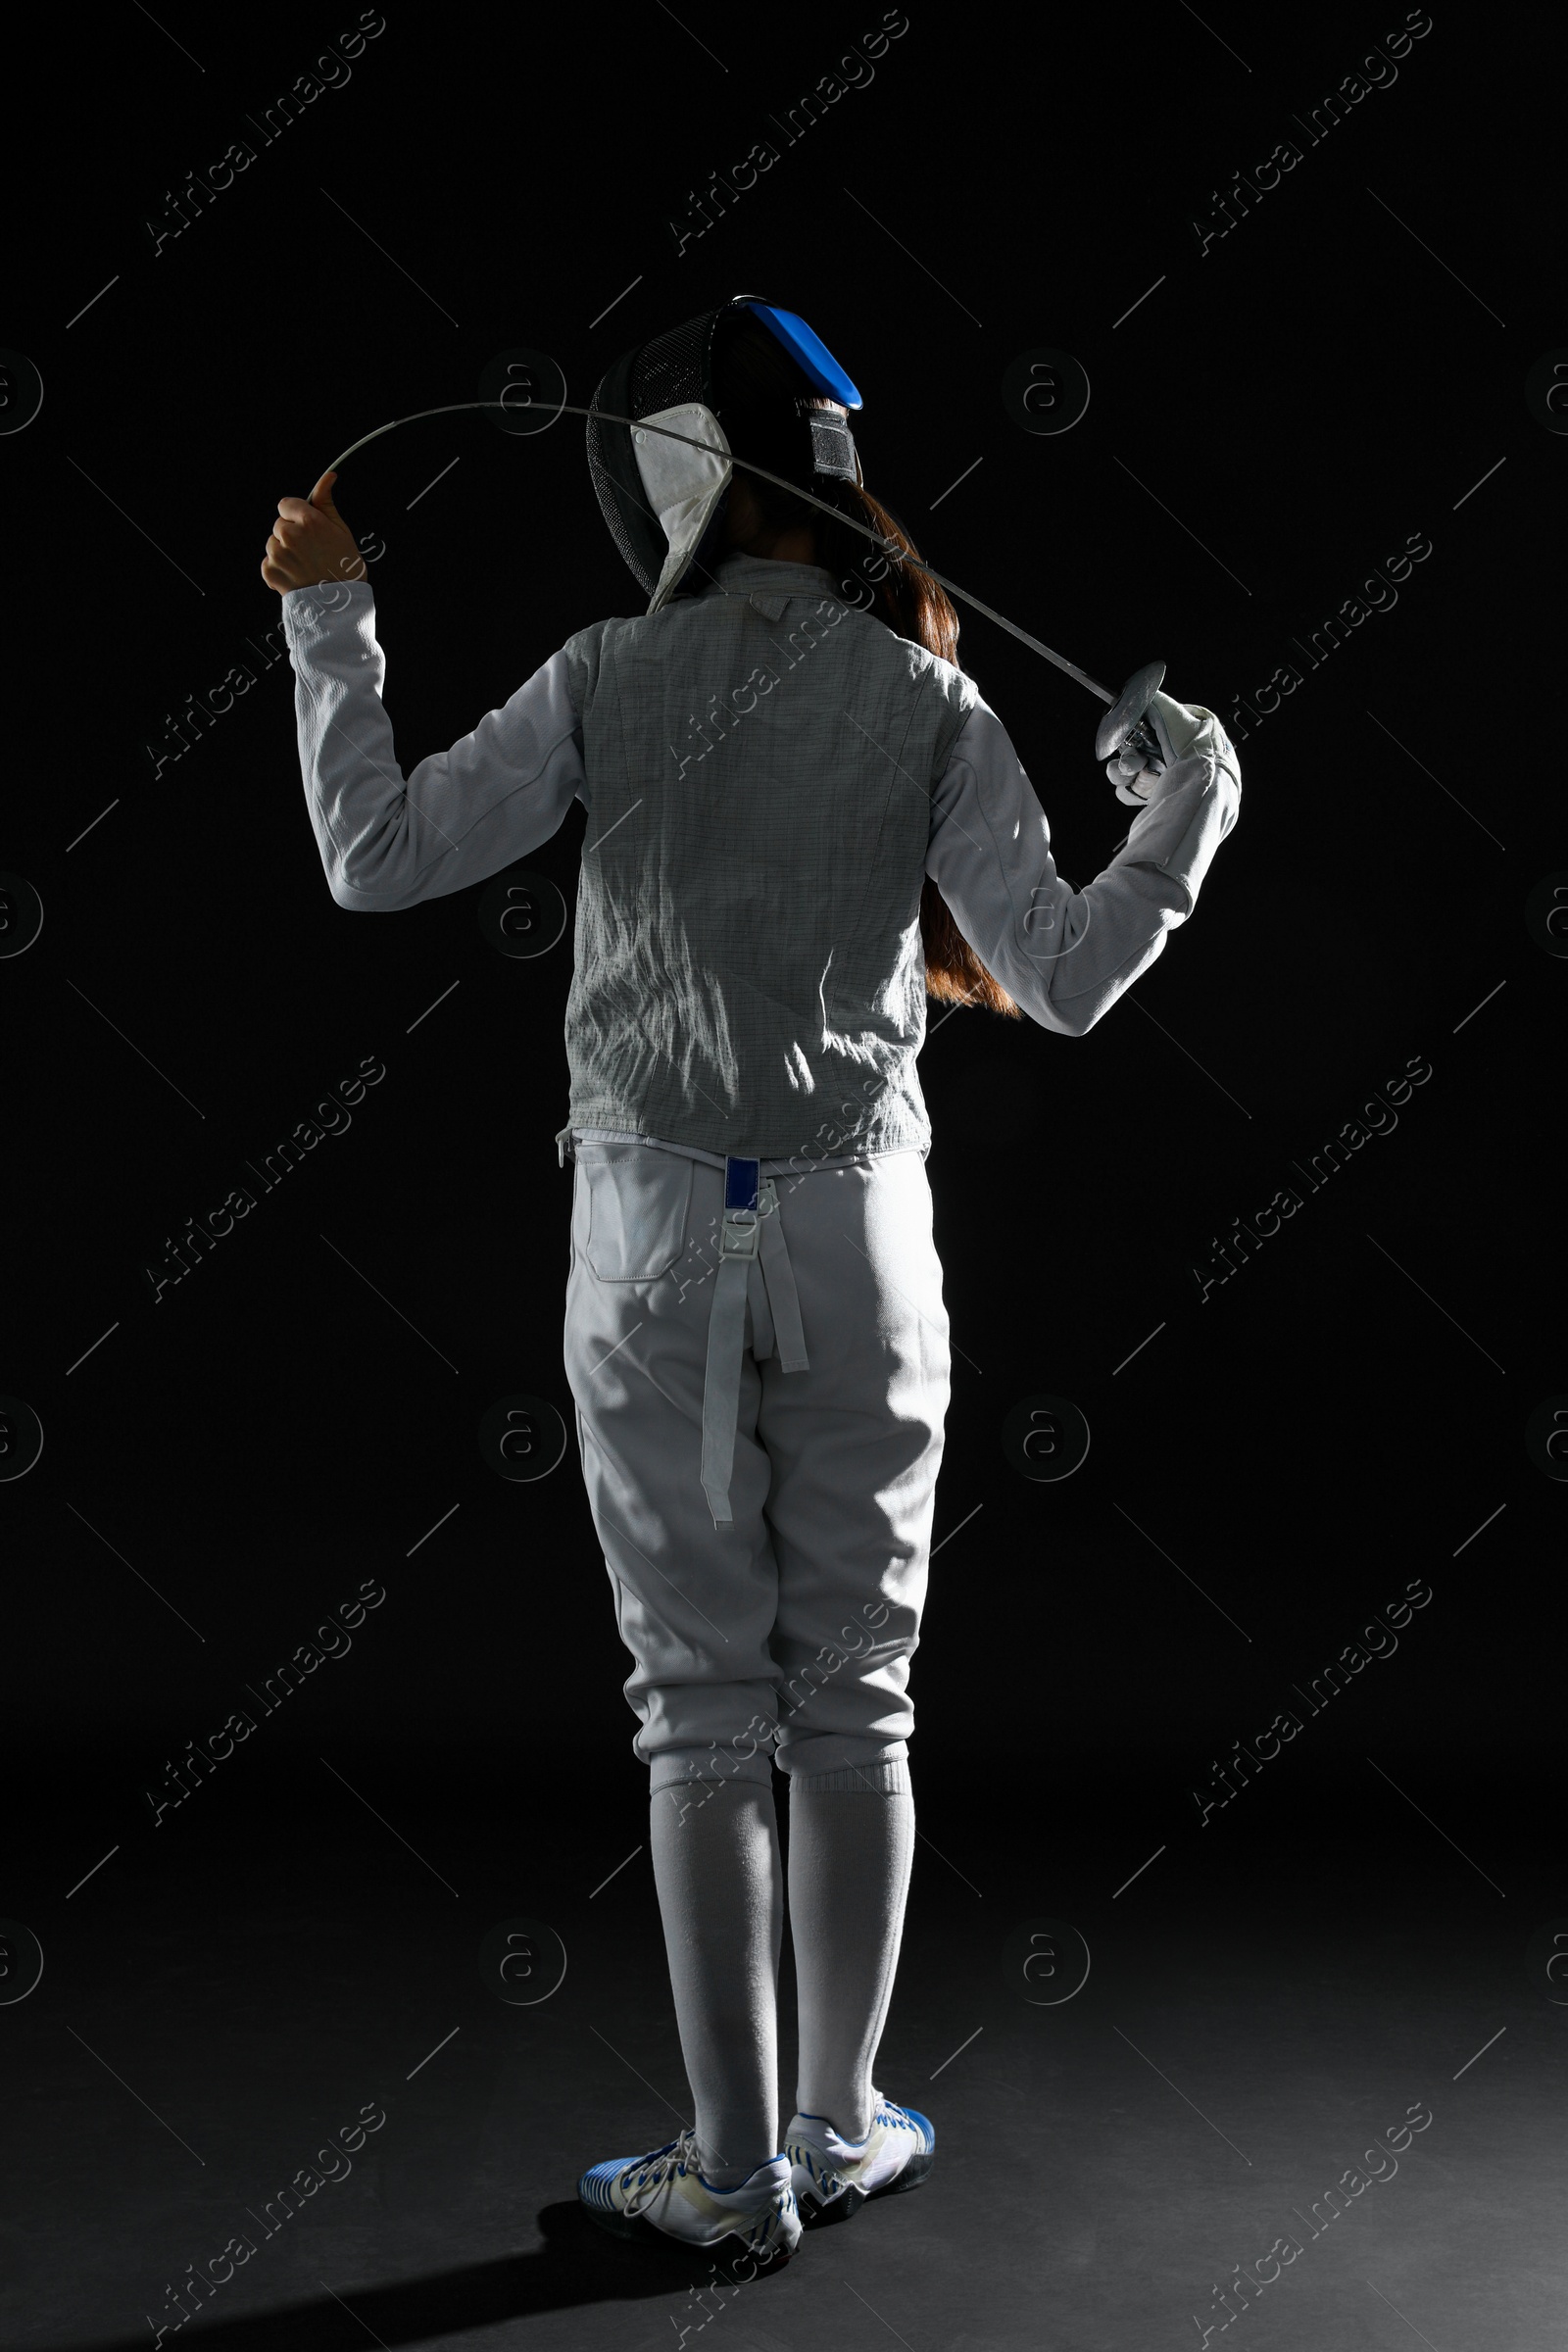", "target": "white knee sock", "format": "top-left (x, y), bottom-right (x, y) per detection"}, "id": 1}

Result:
top-left (649, 1776), bottom-right (783, 2189)
top-left (787, 1761), bottom-right (914, 2142)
